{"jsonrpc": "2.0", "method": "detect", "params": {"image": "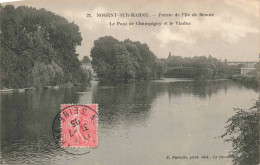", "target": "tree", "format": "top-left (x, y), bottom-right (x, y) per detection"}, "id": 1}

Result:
top-left (81, 56), bottom-right (91, 63)
top-left (90, 36), bottom-right (166, 83)
top-left (222, 99), bottom-right (259, 165)
top-left (163, 54), bottom-right (231, 79)
top-left (113, 44), bottom-right (136, 82)
top-left (0, 4), bottom-right (2, 89)
top-left (91, 36), bottom-right (119, 81)
top-left (30, 62), bottom-right (65, 87)
top-left (154, 59), bottom-right (166, 79)
top-left (0, 5), bottom-right (88, 88)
